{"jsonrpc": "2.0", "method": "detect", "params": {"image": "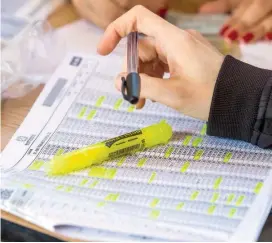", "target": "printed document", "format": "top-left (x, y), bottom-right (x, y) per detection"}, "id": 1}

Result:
top-left (1, 48), bottom-right (272, 241)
